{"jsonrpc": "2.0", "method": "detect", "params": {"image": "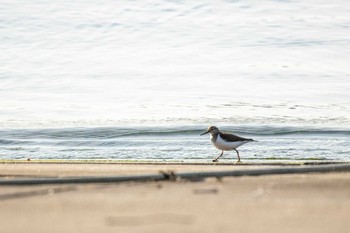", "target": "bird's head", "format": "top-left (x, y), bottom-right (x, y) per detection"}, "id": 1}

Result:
top-left (200, 126), bottom-right (219, 136)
